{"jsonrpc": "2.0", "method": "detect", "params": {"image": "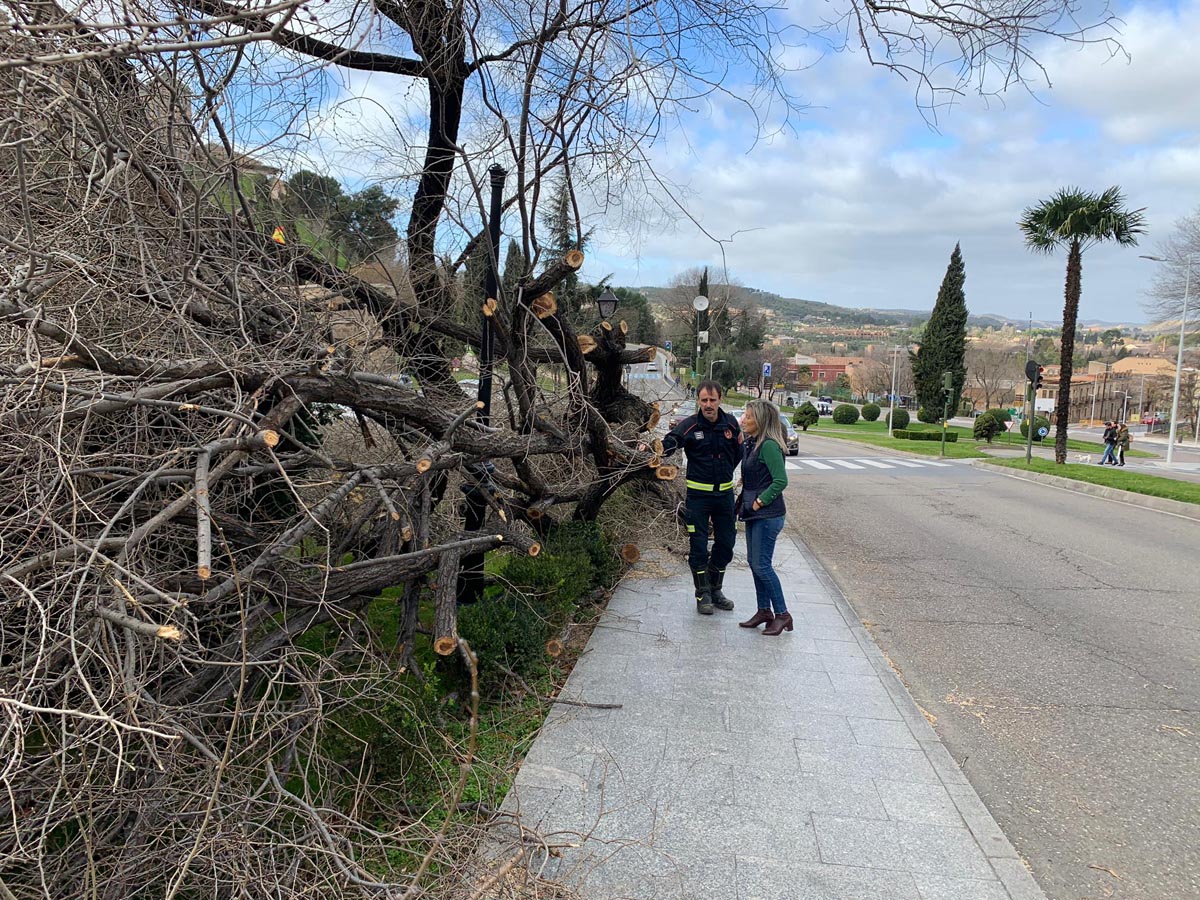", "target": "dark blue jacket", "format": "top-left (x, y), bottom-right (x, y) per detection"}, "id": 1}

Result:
top-left (662, 408), bottom-right (742, 491)
top-left (741, 437), bottom-right (786, 520)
